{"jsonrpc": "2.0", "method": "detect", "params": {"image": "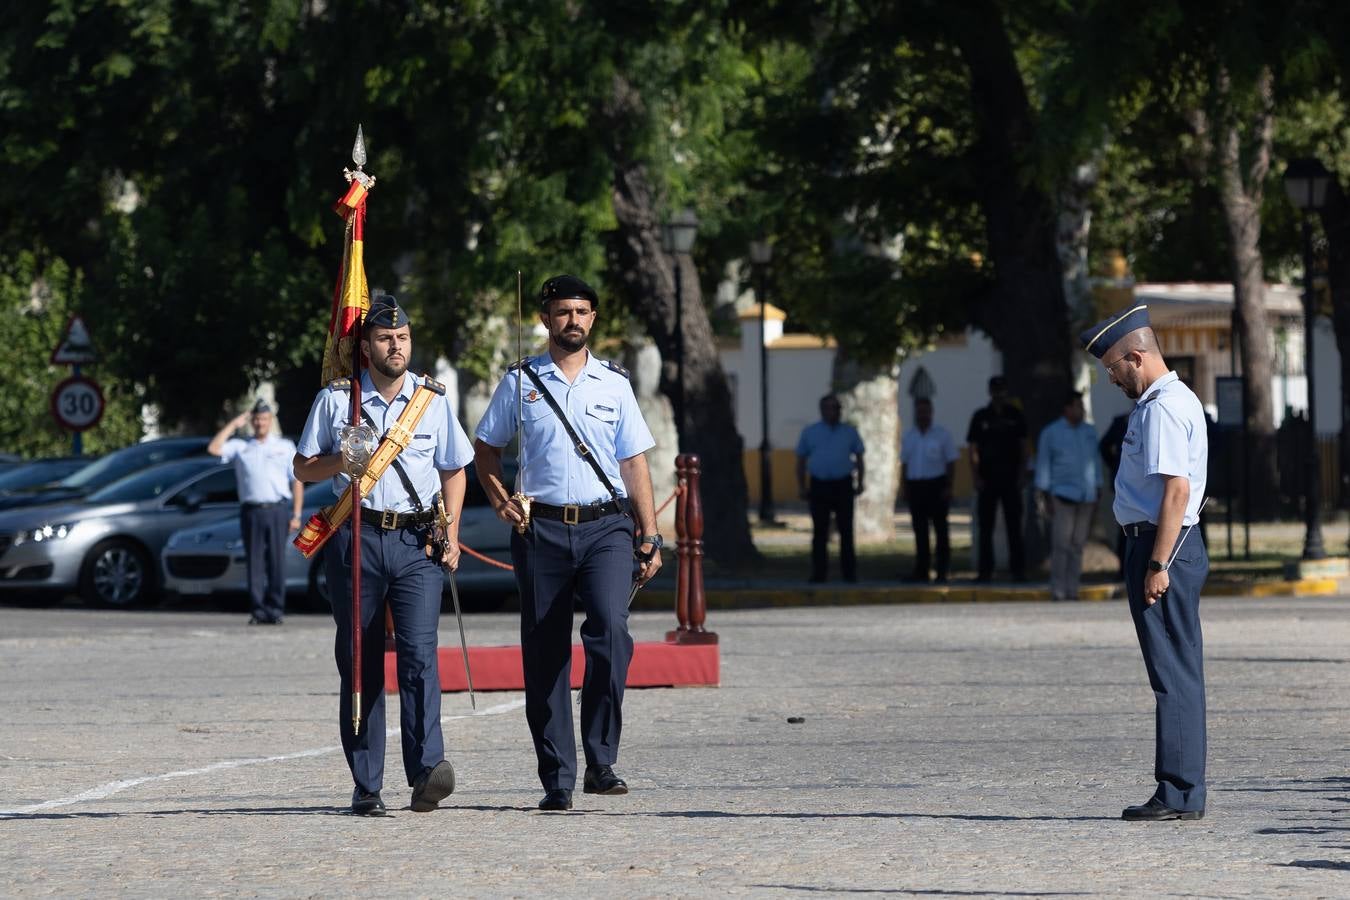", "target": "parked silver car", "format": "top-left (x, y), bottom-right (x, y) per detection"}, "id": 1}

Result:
top-left (162, 469), bottom-right (516, 612)
top-left (0, 457), bottom-right (236, 607)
